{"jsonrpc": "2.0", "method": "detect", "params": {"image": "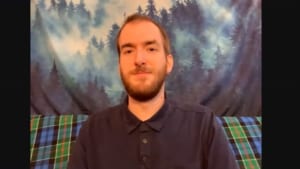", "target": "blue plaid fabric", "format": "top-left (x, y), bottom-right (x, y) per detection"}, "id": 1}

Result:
top-left (31, 115), bottom-right (261, 169)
